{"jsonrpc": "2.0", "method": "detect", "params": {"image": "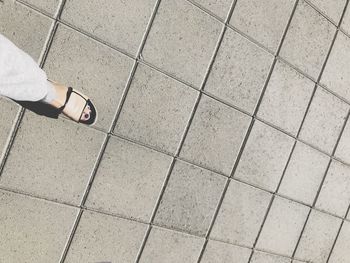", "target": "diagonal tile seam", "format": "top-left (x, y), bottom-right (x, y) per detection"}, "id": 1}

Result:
top-left (0, 0), bottom-right (65, 177)
top-left (0, 184), bottom-right (310, 263)
top-left (136, 7), bottom-right (236, 262)
top-left (291, 108), bottom-right (350, 262)
top-left (15, 0), bottom-right (350, 108)
top-left (10, 8), bottom-right (349, 170)
top-left (0, 1), bottom-right (348, 262)
top-left (185, 0), bottom-right (227, 23)
top-left (196, 0), bottom-right (304, 262)
top-left (0, 181), bottom-right (332, 263)
top-left (0, 0), bottom-right (350, 260)
top-left (14, 0), bottom-right (350, 115)
top-left (0, 147), bottom-right (348, 221)
top-left (4, 0), bottom-right (350, 225)
top-left (304, 0), bottom-right (346, 26)
top-left (326, 203), bottom-right (350, 262)
top-left (248, 15), bottom-right (343, 263)
top-left (290, 1), bottom-right (350, 261)
top-left (0, 13), bottom-right (346, 225)
top-left (134, 1), bottom-right (242, 262)
top-left (57, 0), bottom-right (166, 262)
